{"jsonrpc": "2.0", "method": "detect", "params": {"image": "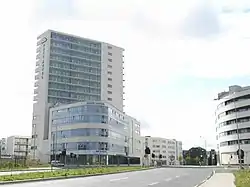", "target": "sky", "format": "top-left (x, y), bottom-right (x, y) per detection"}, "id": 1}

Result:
top-left (0, 0), bottom-right (250, 150)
